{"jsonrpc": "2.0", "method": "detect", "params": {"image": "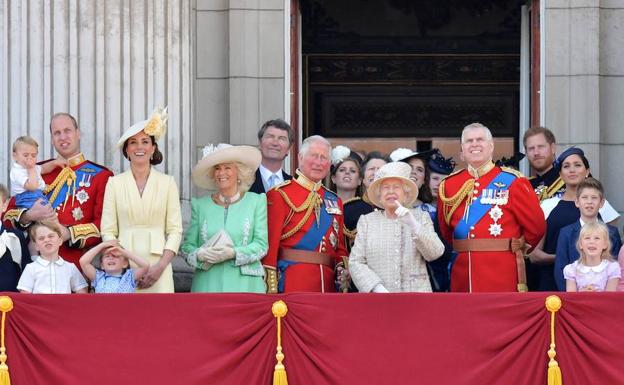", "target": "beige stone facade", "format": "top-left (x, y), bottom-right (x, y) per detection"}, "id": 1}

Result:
top-left (1, 0), bottom-right (623, 214)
